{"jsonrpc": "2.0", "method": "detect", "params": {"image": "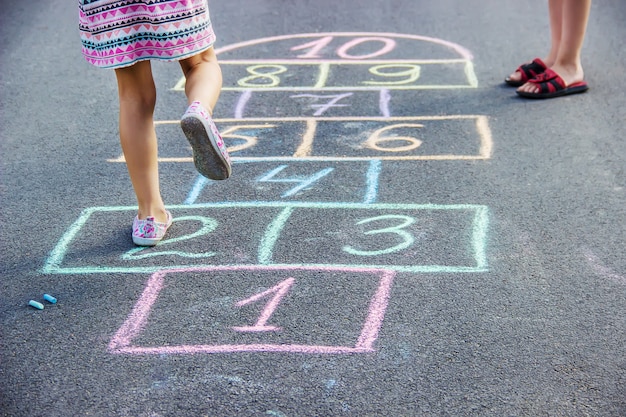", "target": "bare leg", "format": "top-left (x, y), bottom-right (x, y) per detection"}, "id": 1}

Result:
top-left (114, 61), bottom-right (168, 223)
top-left (179, 47), bottom-right (222, 114)
top-left (545, 0), bottom-right (564, 66)
top-left (508, 0), bottom-right (563, 83)
top-left (518, 0), bottom-right (591, 94)
top-left (179, 46), bottom-right (231, 180)
top-left (550, 0), bottom-right (590, 82)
